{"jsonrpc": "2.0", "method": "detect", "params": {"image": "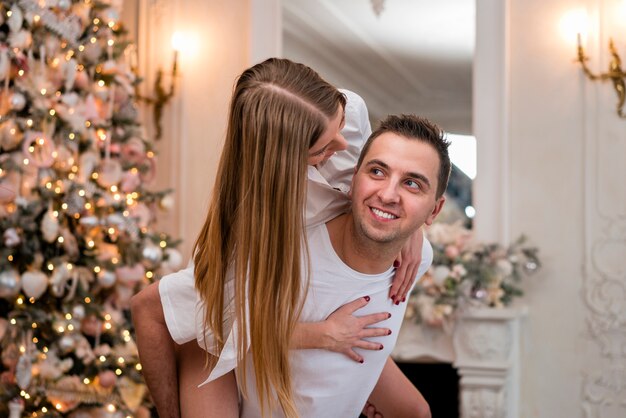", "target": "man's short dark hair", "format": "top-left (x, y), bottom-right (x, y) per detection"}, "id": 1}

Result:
top-left (356, 114), bottom-right (451, 199)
